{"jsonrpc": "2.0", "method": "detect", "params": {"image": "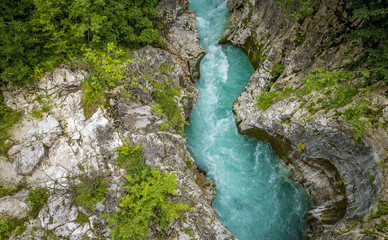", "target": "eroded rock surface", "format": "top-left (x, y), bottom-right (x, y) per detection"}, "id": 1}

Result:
top-left (0, 2), bottom-right (232, 239)
top-left (223, 0), bottom-right (388, 238)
